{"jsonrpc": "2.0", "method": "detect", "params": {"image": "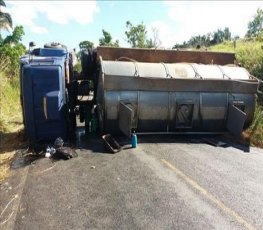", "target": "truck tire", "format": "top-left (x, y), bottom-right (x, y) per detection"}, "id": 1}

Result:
top-left (44, 42), bottom-right (66, 49)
